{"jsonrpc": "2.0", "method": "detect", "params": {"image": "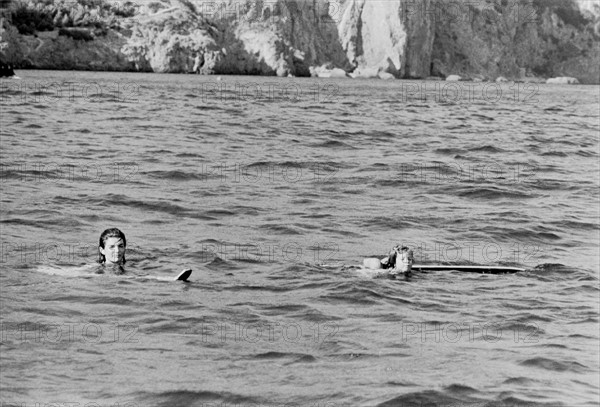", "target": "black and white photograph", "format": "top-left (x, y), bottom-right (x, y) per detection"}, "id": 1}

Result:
top-left (1, 0), bottom-right (599, 405)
